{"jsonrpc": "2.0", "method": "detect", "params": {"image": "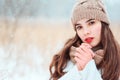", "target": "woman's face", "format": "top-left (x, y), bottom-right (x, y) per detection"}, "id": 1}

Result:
top-left (75, 18), bottom-right (102, 47)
